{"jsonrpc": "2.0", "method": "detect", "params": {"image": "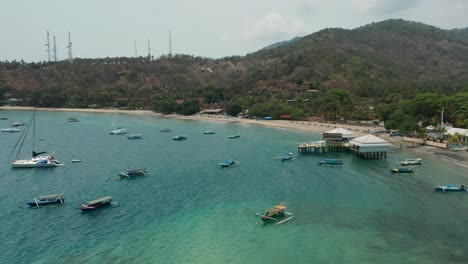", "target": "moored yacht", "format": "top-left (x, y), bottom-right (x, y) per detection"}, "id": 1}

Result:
top-left (109, 127), bottom-right (128, 135)
top-left (12, 152), bottom-right (61, 168)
